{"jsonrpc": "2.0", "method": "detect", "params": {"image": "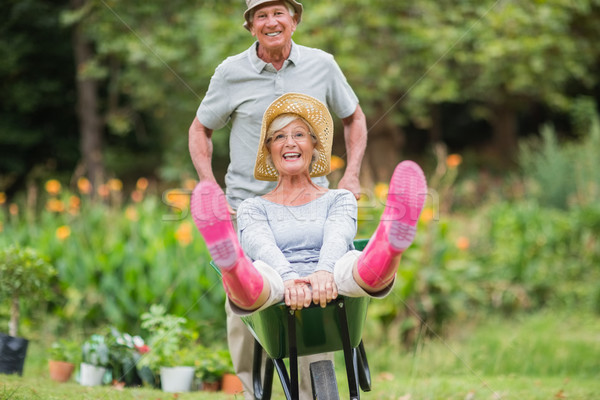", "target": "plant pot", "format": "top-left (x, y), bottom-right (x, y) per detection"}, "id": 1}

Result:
top-left (79, 362), bottom-right (107, 386)
top-left (160, 366), bottom-right (195, 393)
top-left (48, 360), bottom-right (75, 382)
top-left (202, 380), bottom-right (220, 392)
top-left (221, 373), bottom-right (243, 394)
top-left (0, 333), bottom-right (28, 376)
